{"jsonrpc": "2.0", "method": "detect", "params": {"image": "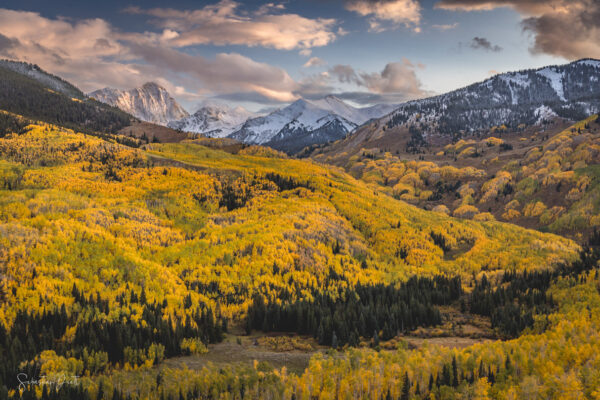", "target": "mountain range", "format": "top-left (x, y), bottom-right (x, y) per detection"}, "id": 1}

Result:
top-left (229, 96), bottom-right (398, 153)
top-left (88, 81), bottom-right (397, 153)
top-left (167, 103), bottom-right (258, 138)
